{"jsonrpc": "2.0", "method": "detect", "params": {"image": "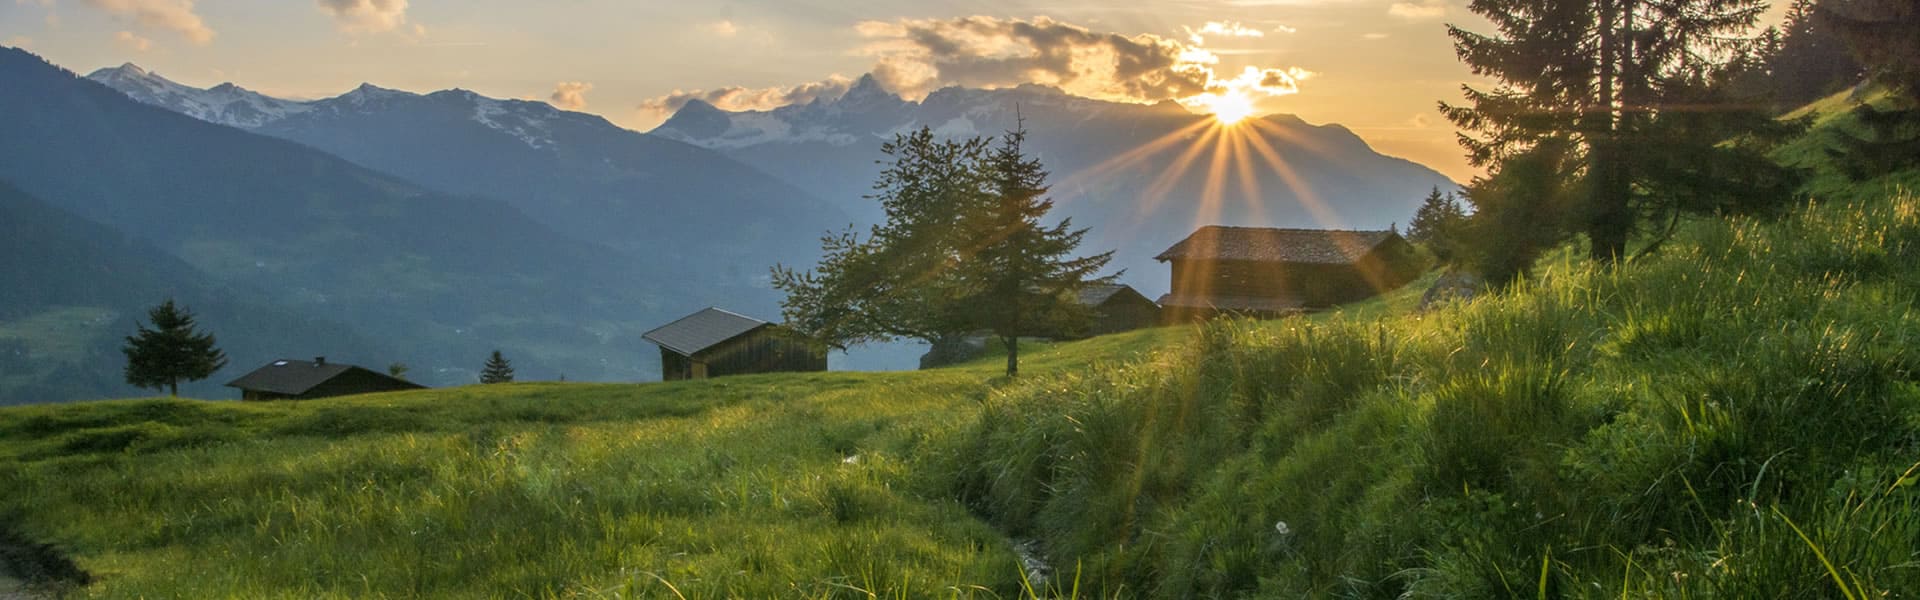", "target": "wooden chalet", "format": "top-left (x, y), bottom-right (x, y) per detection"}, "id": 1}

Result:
top-left (642, 308), bottom-right (826, 381)
top-left (1069, 284), bottom-right (1162, 337)
top-left (225, 357), bottom-right (425, 401)
top-left (1155, 226), bottom-right (1421, 320)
